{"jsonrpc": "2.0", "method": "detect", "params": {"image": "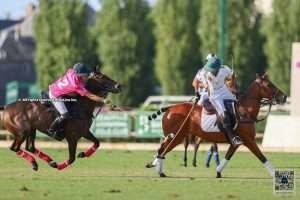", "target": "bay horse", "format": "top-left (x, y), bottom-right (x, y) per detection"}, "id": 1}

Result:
top-left (0, 67), bottom-right (121, 171)
top-left (147, 73), bottom-right (287, 178)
